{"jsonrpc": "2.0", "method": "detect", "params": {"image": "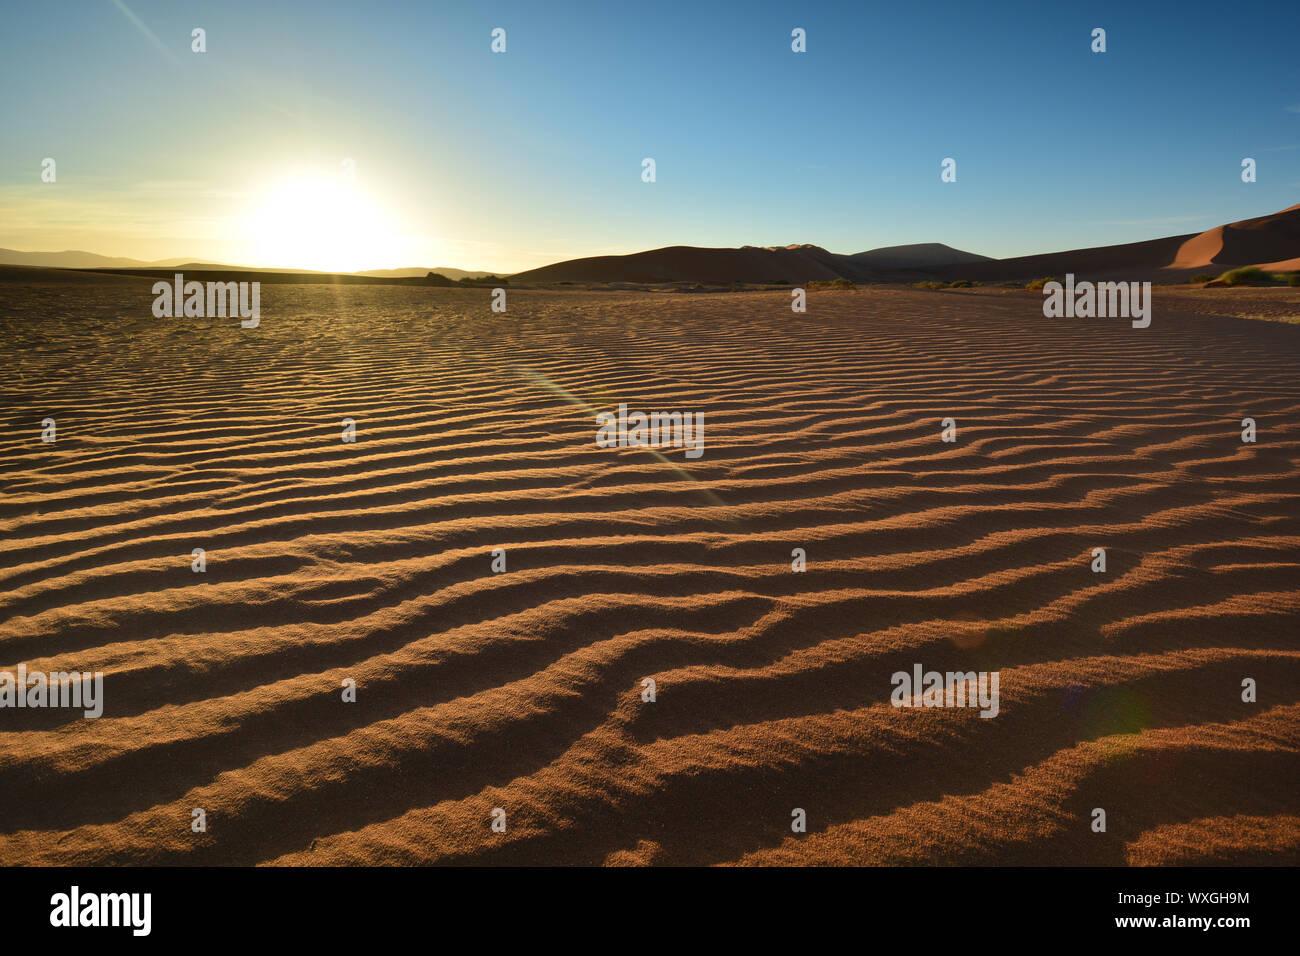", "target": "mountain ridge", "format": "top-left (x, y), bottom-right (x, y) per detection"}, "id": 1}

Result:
top-left (7, 203), bottom-right (1298, 285)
